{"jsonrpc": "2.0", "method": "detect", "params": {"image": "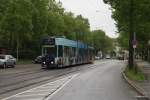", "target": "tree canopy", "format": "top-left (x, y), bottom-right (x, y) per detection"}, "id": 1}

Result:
top-left (104, 0), bottom-right (150, 51)
top-left (0, 0), bottom-right (114, 59)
